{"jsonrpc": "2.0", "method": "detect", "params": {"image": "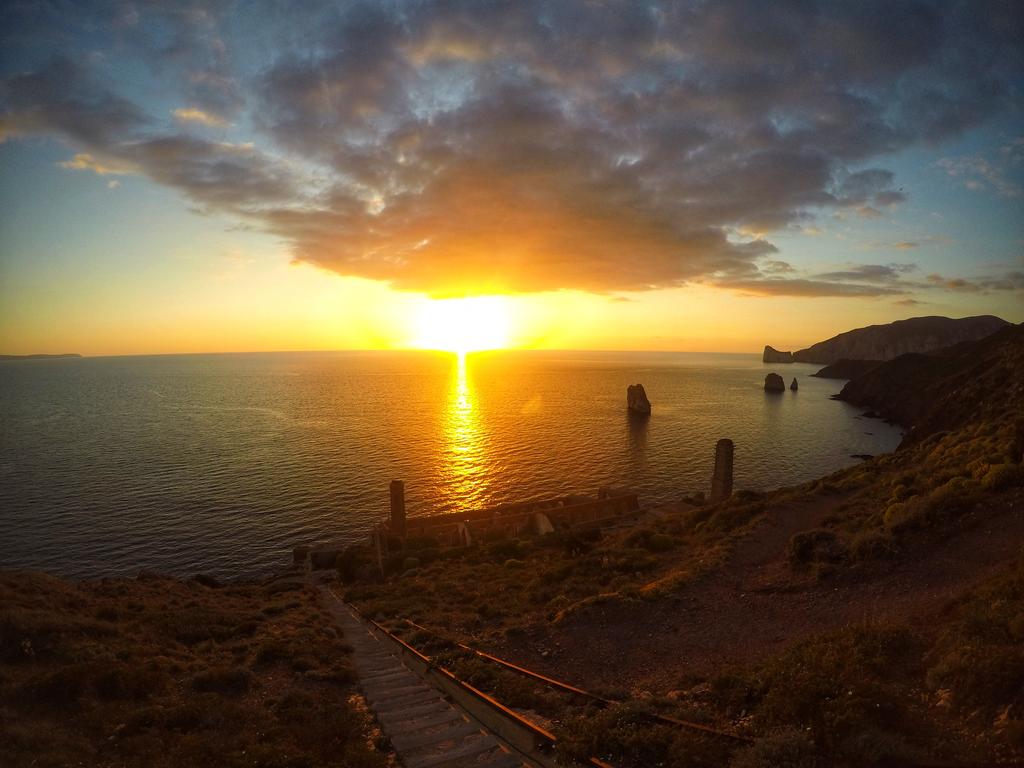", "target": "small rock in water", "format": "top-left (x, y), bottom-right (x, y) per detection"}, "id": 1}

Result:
top-left (764, 373), bottom-right (785, 392)
top-left (627, 383), bottom-right (652, 415)
top-left (790, 377), bottom-right (799, 391)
